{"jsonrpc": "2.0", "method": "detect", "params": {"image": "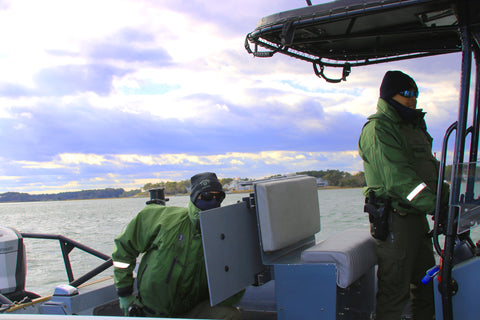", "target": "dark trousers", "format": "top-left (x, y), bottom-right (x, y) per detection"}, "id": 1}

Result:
top-left (375, 212), bottom-right (435, 320)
